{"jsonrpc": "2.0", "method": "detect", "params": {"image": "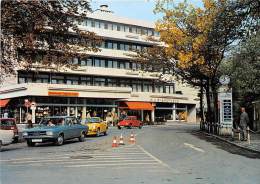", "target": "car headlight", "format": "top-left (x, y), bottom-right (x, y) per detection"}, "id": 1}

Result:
top-left (46, 131), bottom-right (54, 136)
top-left (22, 132), bottom-right (28, 136)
